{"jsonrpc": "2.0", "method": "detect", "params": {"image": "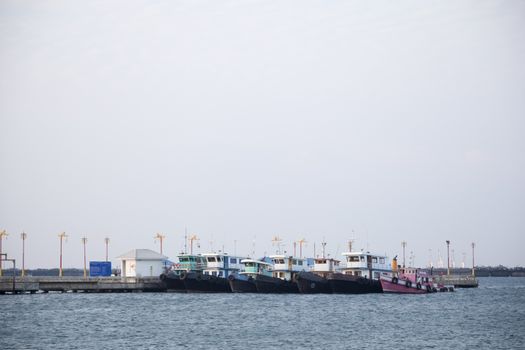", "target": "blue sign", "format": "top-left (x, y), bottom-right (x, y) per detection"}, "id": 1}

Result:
top-left (89, 261), bottom-right (112, 277)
